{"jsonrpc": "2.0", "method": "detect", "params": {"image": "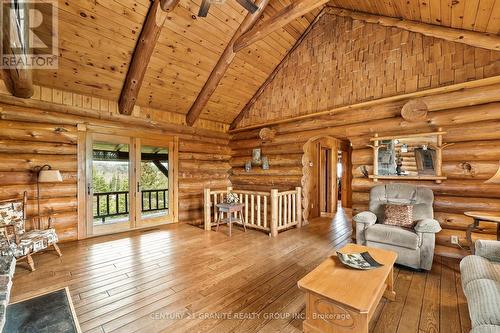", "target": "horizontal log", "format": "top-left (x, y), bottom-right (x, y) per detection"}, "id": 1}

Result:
top-left (179, 140), bottom-right (231, 155)
top-left (229, 183), bottom-right (293, 192)
top-left (443, 140), bottom-right (500, 161)
top-left (178, 179), bottom-right (231, 190)
top-left (231, 175), bottom-right (301, 187)
top-left (232, 143), bottom-right (305, 157)
top-left (0, 183), bottom-right (76, 201)
top-left (26, 198), bottom-right (77, 216)
top-left (178, 152), bottom-right (231, 162)
top-left (0, 154), bottom-right (76, 172)
top-left (0, 140), bottom-right (76, 155)
top-left (230, 154), bottom-right (303, 167)
top-left (352, 160), bottom-right (499, 180)
top-left (434, 212), bottom-right (498, 233)
top-left (352, 178), bottom-right (500, 198)
top-left (436, 229), bottom-right (496, 248)
top-left (351, 192), bottom-right (500, 214)
top-left (179, 161), bottom-right (231, 173)
top-left (0, 121), bottom-right (77, 144)
top-left (0, 99), bottom-right (229, 142)
top-left (231, 166), bottom-right (302, 176)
